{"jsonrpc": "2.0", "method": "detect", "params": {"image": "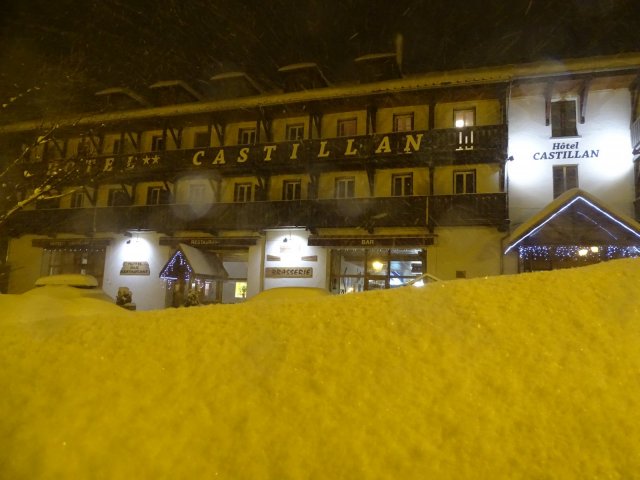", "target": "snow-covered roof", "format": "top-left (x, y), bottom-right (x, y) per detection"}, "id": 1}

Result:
top-left (504, 188), bottom-right (640, 253)
top-left (209, 71), bottom-right (263, 93)
top-left (160, 243), bottom-right (228, 279)
top-left (2, 52), bottom-right (639, 134)
top-left (94, 87), bottom-right (151, 107)
top-left (148, 80), bottom-right (204, 101)
top-left (354, 52), bottom-right (397, 63)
